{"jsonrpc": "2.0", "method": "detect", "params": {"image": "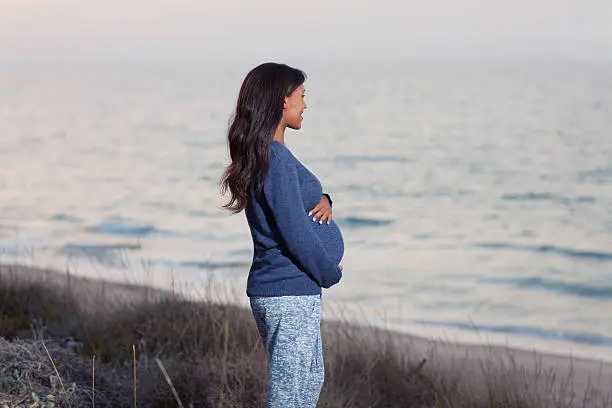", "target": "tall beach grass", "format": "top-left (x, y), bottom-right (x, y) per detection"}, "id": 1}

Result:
top-left (1, 263), bottom-right (611, 407)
